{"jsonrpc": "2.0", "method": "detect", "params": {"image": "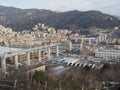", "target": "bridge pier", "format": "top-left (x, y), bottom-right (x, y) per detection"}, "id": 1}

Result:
top-left (56, 45), bottom-right (59, 57)
top-left (89, 39), bottom-right (92, 45)
top-left (69, 41), bottom-right (72, 51)
top-left (81, 37), bottom-right (96, 46)
top-left (1, 52), bottom-right (7, 72)
top-left (14, 54), bottom-right (18, 69)
top-left (38, 49), bottom-right (41, 62)
top-left (80, 43), bottom-right (83, 49)
top-left (80, 38), bottom-right (83, 48)
top-left (99, 35), bottom-right (102, 42)
top-left (26, 52), bottom-right (30, 66)
top-left (48, 46), bottom-right (51, 60)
